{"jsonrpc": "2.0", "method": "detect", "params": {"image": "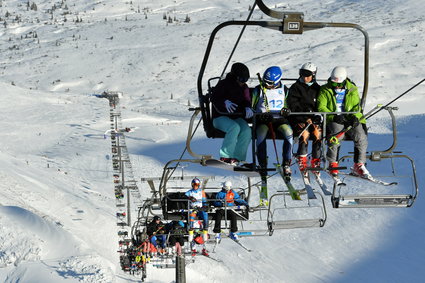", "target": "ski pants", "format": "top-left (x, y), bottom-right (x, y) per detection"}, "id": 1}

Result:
top-left (326, 122), bottom-right (368, 163)
top-left (169, 236), bottom-right (185, 247)
top-left (213, 209), bottom-right (238, 233)
top-left (150, 234), bottom-right (166, 248)
top-left (256, 122), bottom-right (293, 168)
top-left (213, 116), bottom-right (251, 162)
top-left (293, 122), bottom-right (322, 158)
top-left (189, 209), bottom-right (209, 230)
